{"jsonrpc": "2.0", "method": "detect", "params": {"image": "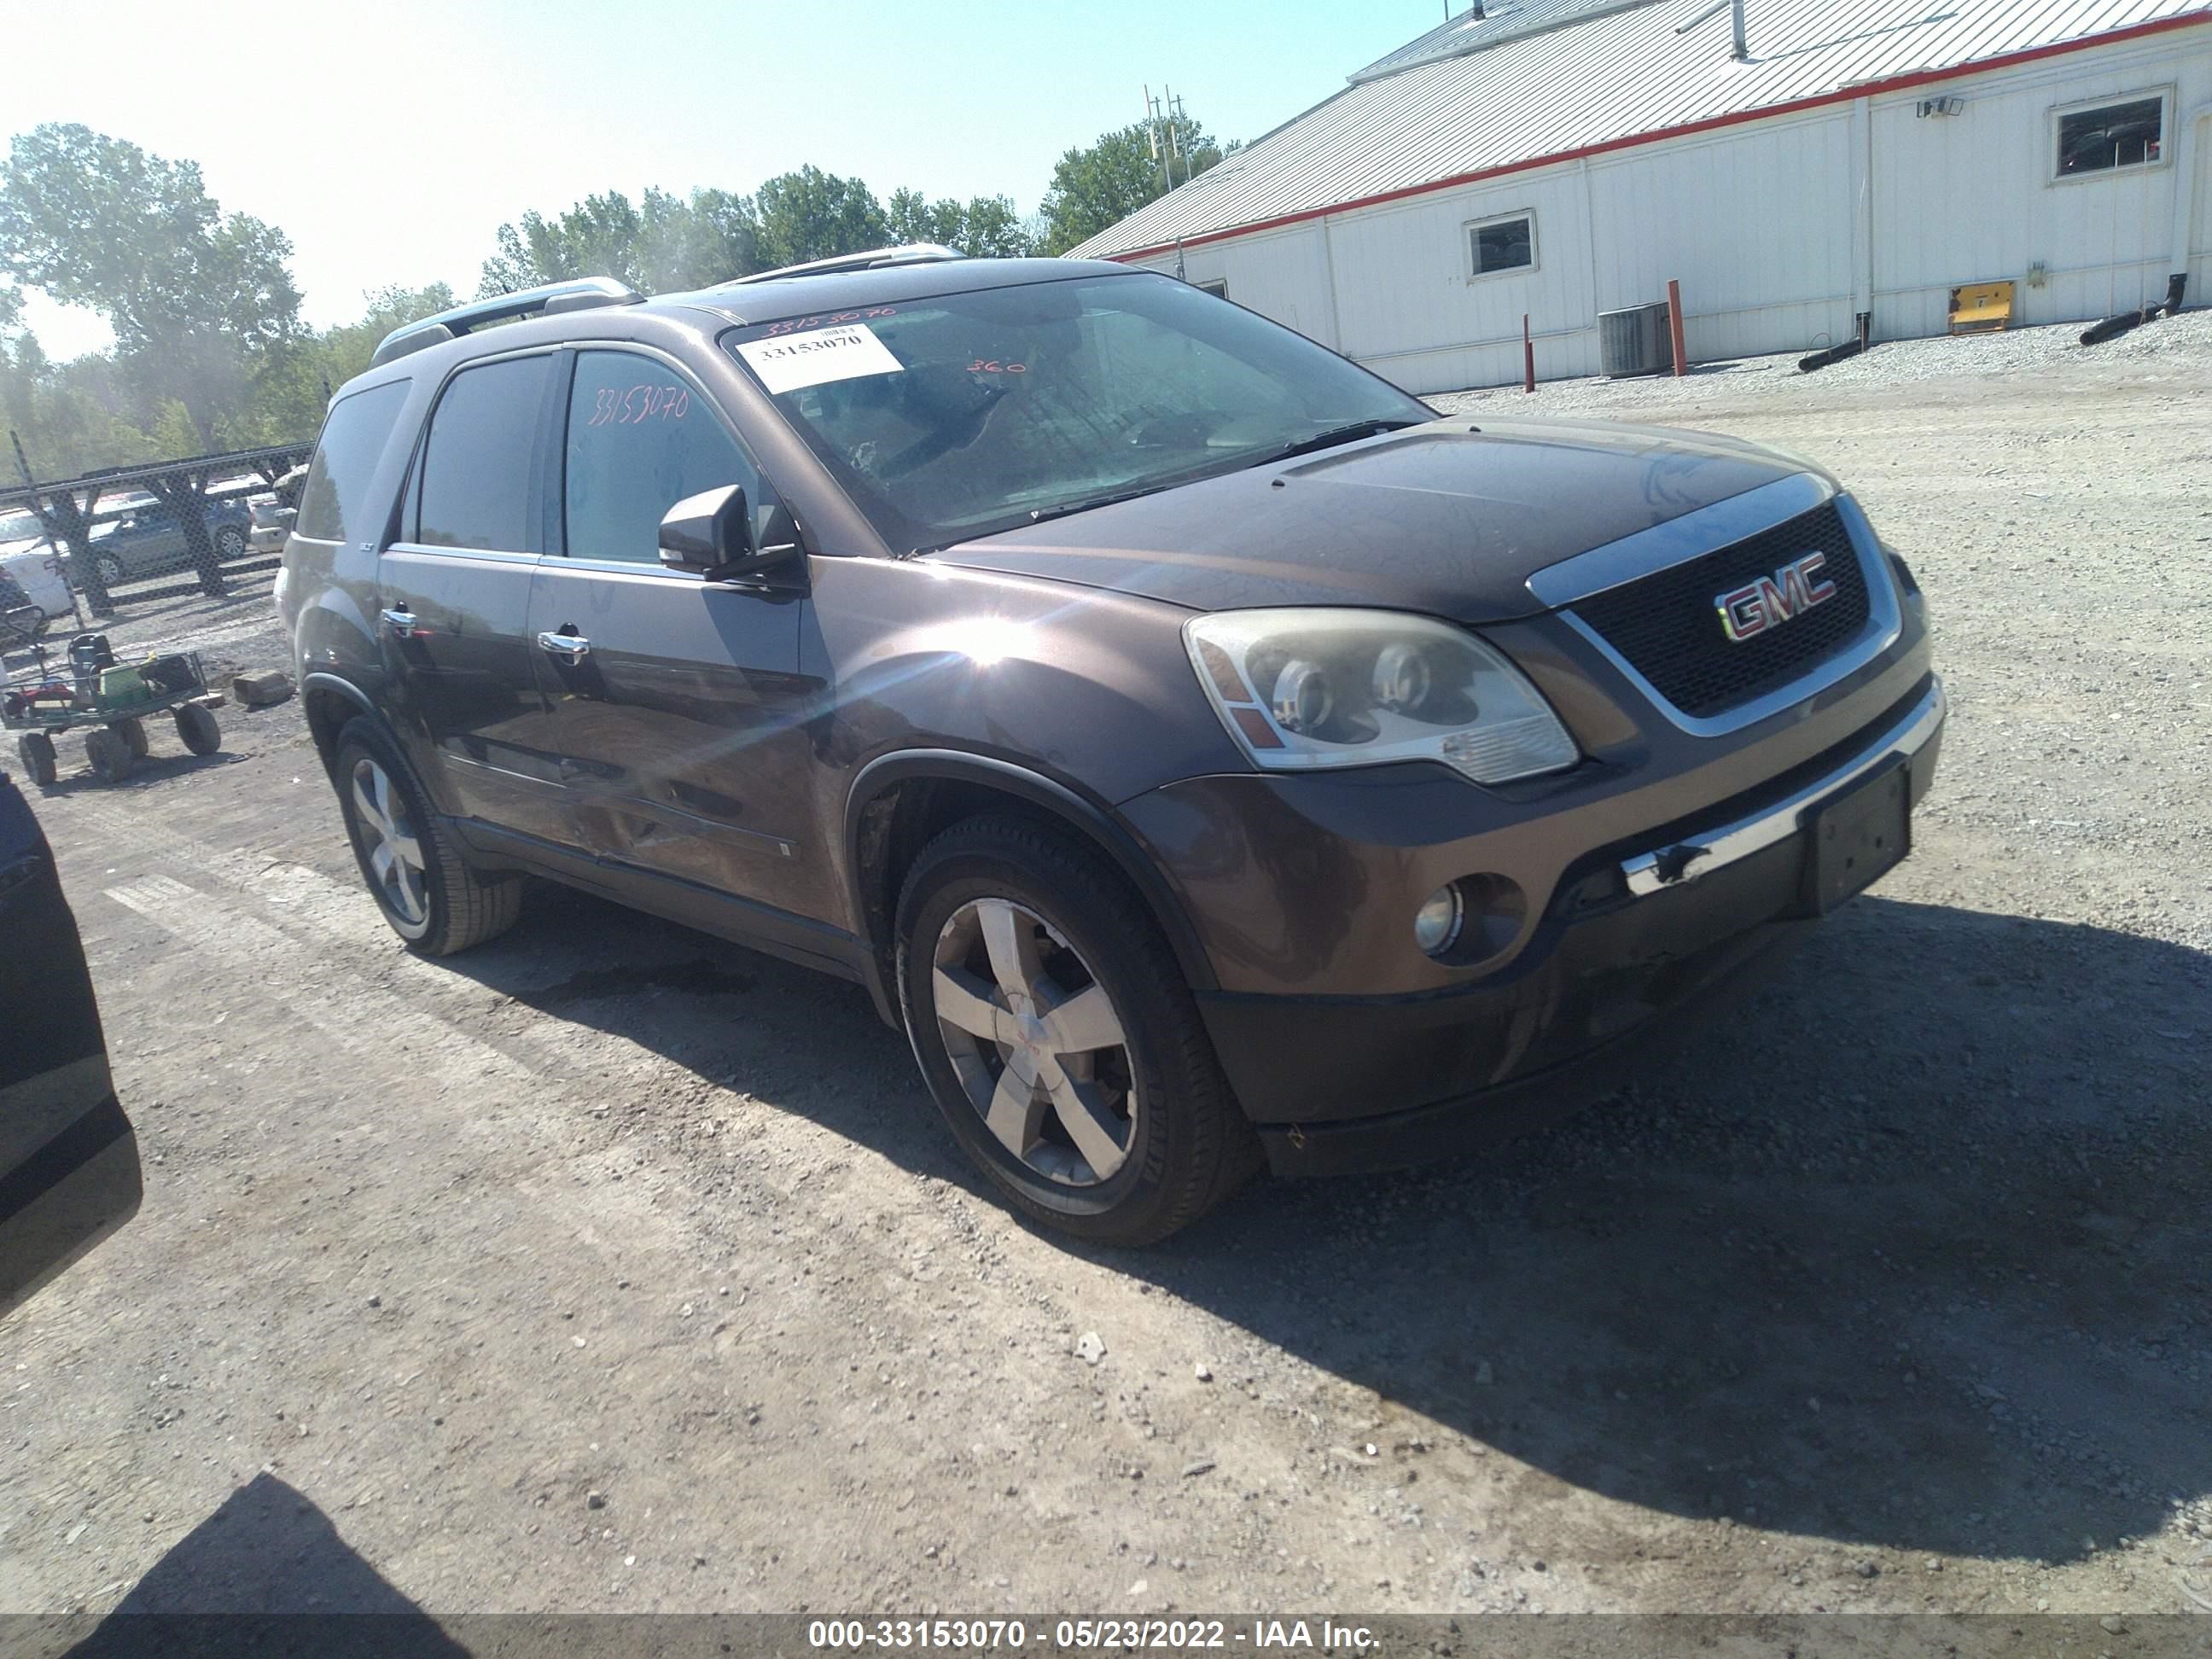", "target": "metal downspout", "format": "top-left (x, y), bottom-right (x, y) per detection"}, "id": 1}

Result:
top-left (2171, 101), bottom-right (2212, 307)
